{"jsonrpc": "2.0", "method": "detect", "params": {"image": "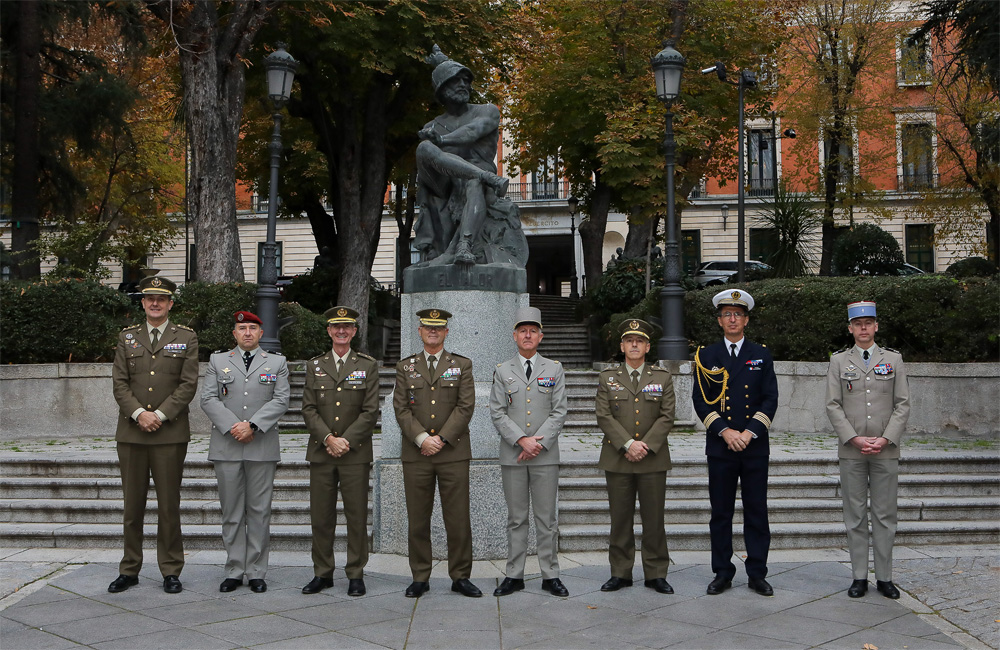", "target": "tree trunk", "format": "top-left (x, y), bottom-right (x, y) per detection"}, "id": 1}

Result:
top-left (10, 0), bottom-right (42, 280)
top-left (622, 206), bottom-right (651, 258)
top-left (579, 174), bottom-right (612, 295)
top-left (147, 0), bottom-right (276, 283)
